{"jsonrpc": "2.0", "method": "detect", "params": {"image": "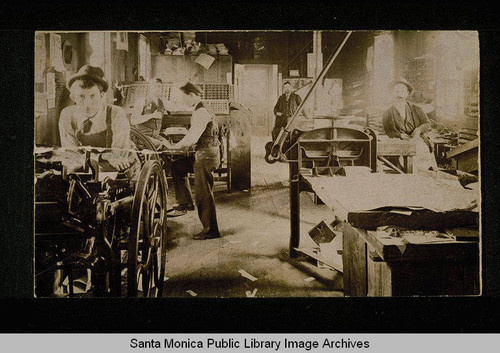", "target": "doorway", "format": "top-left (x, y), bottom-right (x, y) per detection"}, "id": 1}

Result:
top-left (235, 64), bottom-right (278, 136)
